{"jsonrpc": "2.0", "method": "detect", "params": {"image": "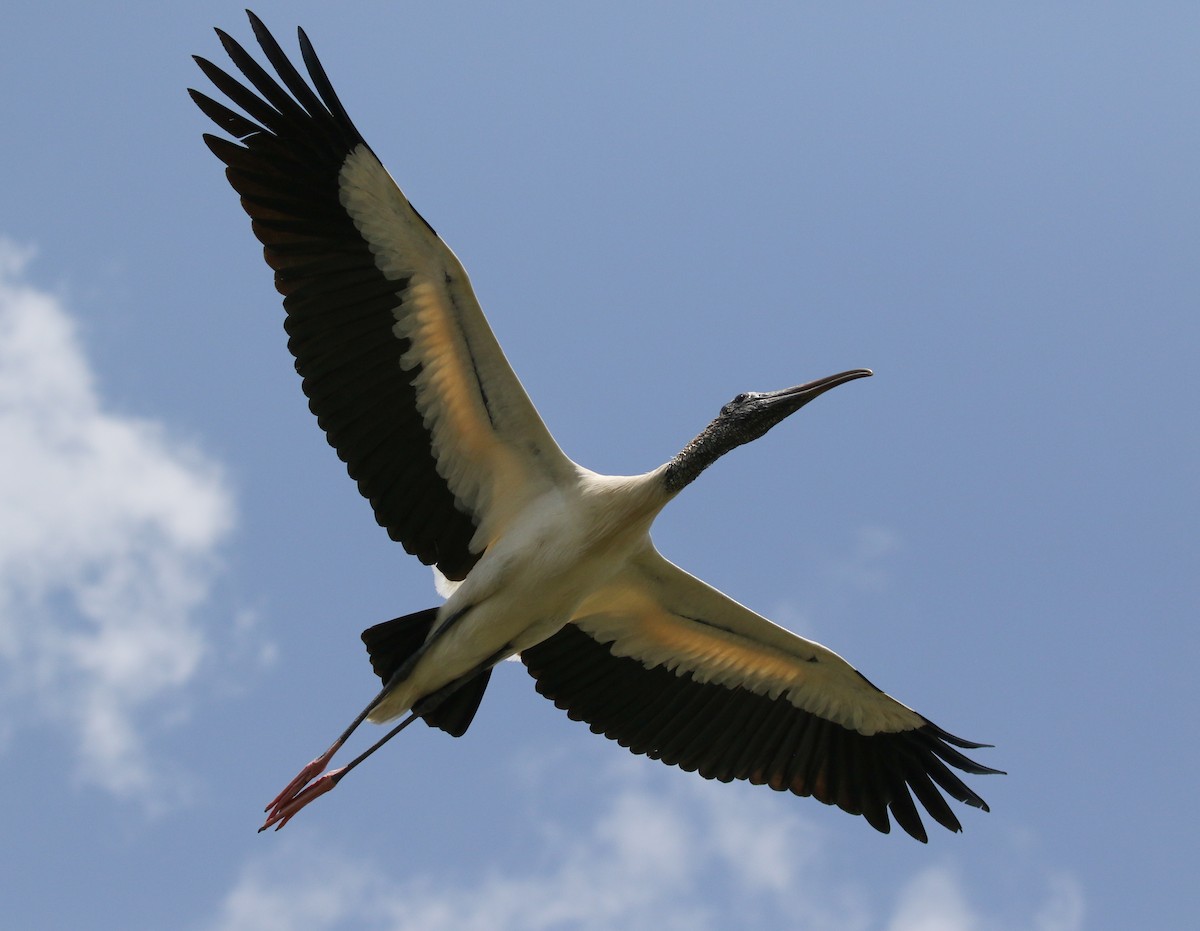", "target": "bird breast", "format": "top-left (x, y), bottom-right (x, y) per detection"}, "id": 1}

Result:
top-left (437, 472), bottom-right (666, 646)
